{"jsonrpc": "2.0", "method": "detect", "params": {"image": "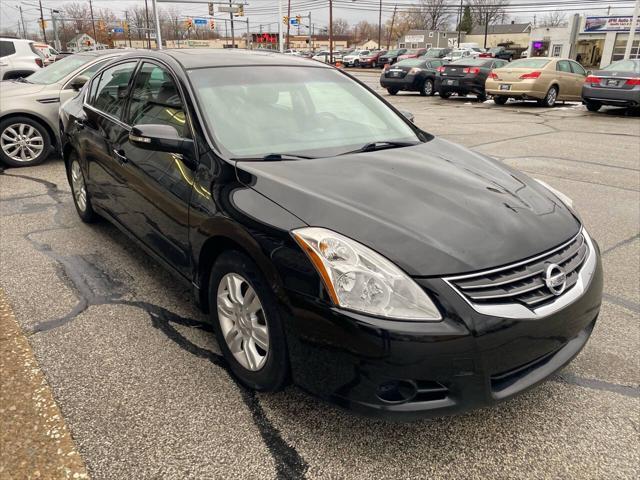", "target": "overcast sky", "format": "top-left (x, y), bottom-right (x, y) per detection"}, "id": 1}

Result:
top-left (1, 0), bottom-right (636, 36)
